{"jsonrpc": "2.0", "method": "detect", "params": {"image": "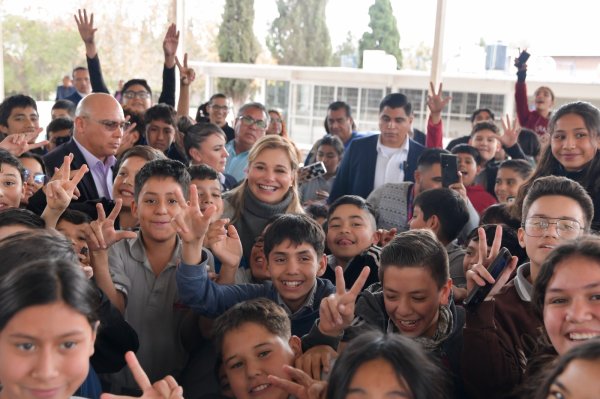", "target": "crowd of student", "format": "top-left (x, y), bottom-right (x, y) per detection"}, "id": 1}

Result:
top-left (0, 8), bottom-right (599, 399)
